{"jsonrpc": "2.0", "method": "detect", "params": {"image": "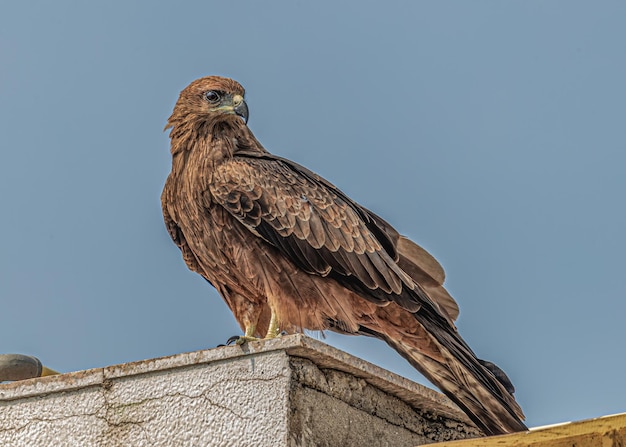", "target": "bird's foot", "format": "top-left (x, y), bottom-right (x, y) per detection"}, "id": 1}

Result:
top-left (217, 334), bottom-right (259, 347)
top-left (219, 318), bottom-right (283, 346)
top-left (221, 332), bottom-right (282, 346)
top-left (227, 334), bottom-right (261, 345)
top-left (221, 324), bottom-right (260, 346)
